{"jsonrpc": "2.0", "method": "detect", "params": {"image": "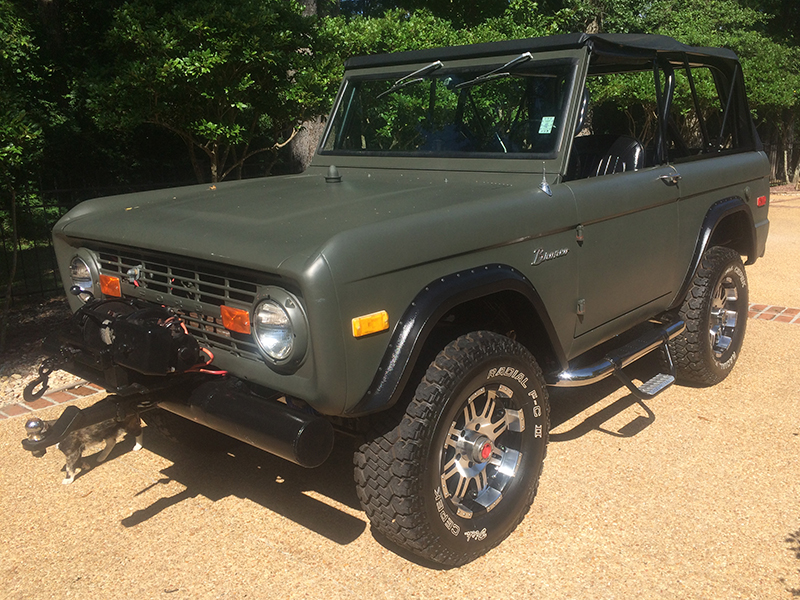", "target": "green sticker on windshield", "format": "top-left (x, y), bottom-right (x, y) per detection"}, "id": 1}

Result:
top-left (539, 116), bottom-right (555, 134)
